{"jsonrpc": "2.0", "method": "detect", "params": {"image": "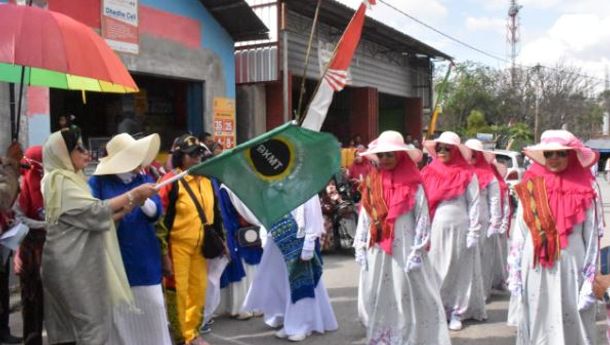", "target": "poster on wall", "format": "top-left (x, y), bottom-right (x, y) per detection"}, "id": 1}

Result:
top-left (213, 98), bottom-right (236, 150)
top-left (101, 0), bottom-right (139, 54)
